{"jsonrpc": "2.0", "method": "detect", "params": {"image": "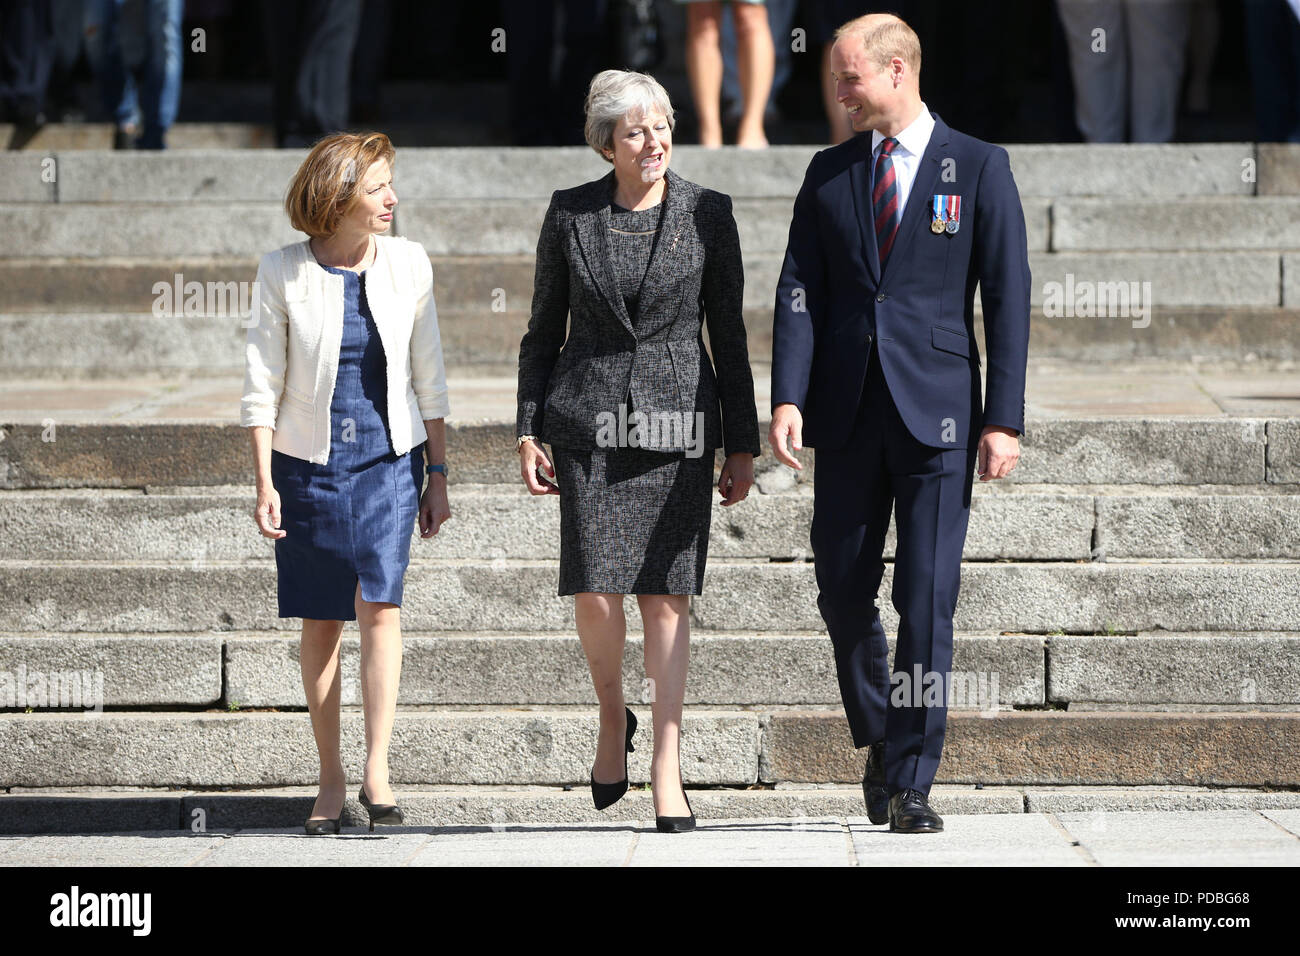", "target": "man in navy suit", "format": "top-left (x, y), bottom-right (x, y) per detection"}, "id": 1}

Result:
top-left (770, 13), bottom-right (1030, 832)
